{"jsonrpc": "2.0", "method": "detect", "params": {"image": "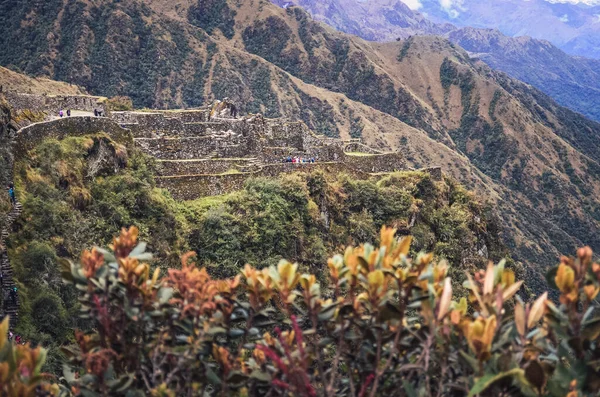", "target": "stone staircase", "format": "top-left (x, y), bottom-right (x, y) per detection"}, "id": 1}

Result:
top-left (1, 200), bottom-right (22, 327)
